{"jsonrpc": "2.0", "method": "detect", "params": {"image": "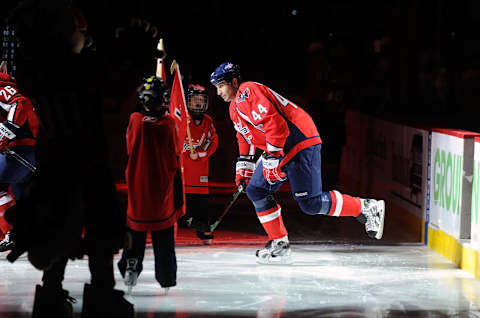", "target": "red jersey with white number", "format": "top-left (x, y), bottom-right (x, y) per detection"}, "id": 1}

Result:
top-left (182, 114), bottom-right (218, 194)
top-left (0, 73), bottom-right (38, 147)
top-left (125, 112), bottom-right (184, 231)
top-left (229, 81), bottom-right (321, 163)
